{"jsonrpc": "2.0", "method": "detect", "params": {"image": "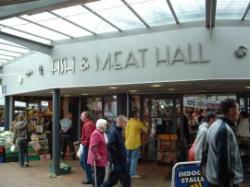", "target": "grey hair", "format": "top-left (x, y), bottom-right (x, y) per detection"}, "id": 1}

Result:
top-left (116, 115), bottom-right (128, 126)
top-left (96, 119), bottom-right (107, 129)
